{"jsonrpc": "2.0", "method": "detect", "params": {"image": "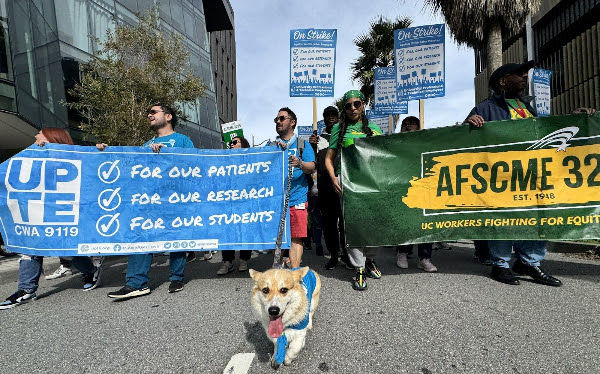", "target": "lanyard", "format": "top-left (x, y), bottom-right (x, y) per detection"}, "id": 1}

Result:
top-left (506, 99), bottom-right (528, 119)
